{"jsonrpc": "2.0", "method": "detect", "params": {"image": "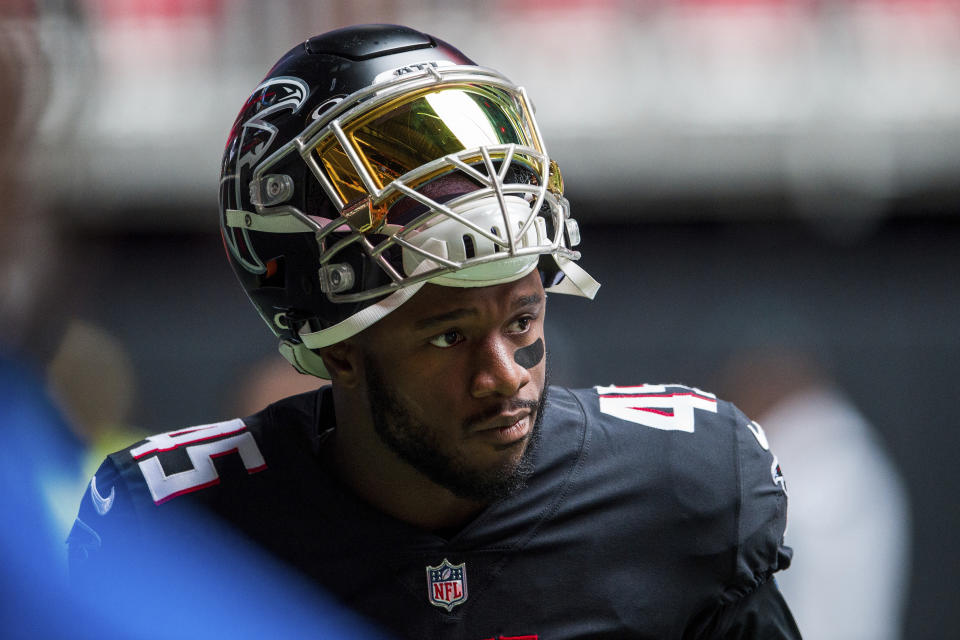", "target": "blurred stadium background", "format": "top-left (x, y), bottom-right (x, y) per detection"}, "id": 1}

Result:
top-left (3, 1), bottom-right (959, 638)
